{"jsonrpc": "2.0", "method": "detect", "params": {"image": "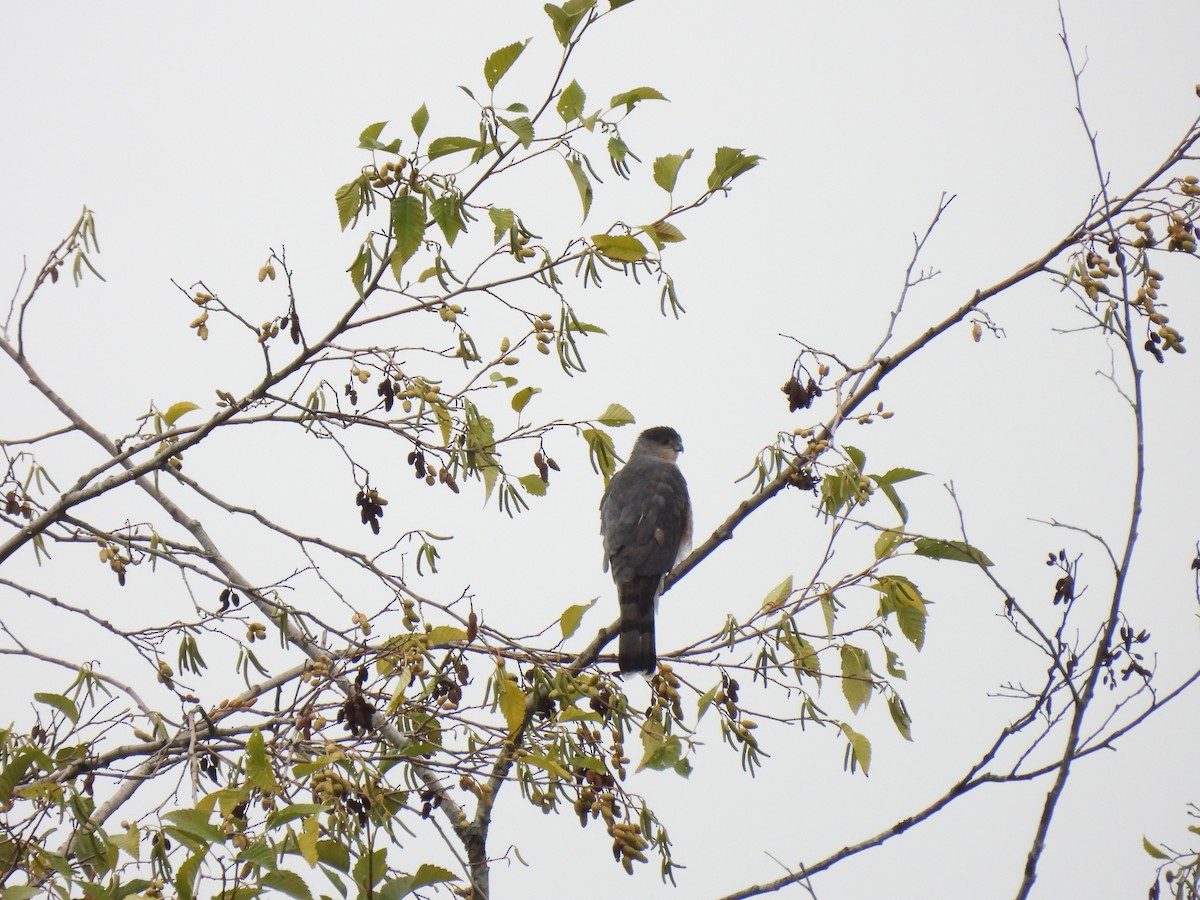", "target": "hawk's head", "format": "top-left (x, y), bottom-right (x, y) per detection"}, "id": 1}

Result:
top-left (634, 426), bottom-right (684, 461)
